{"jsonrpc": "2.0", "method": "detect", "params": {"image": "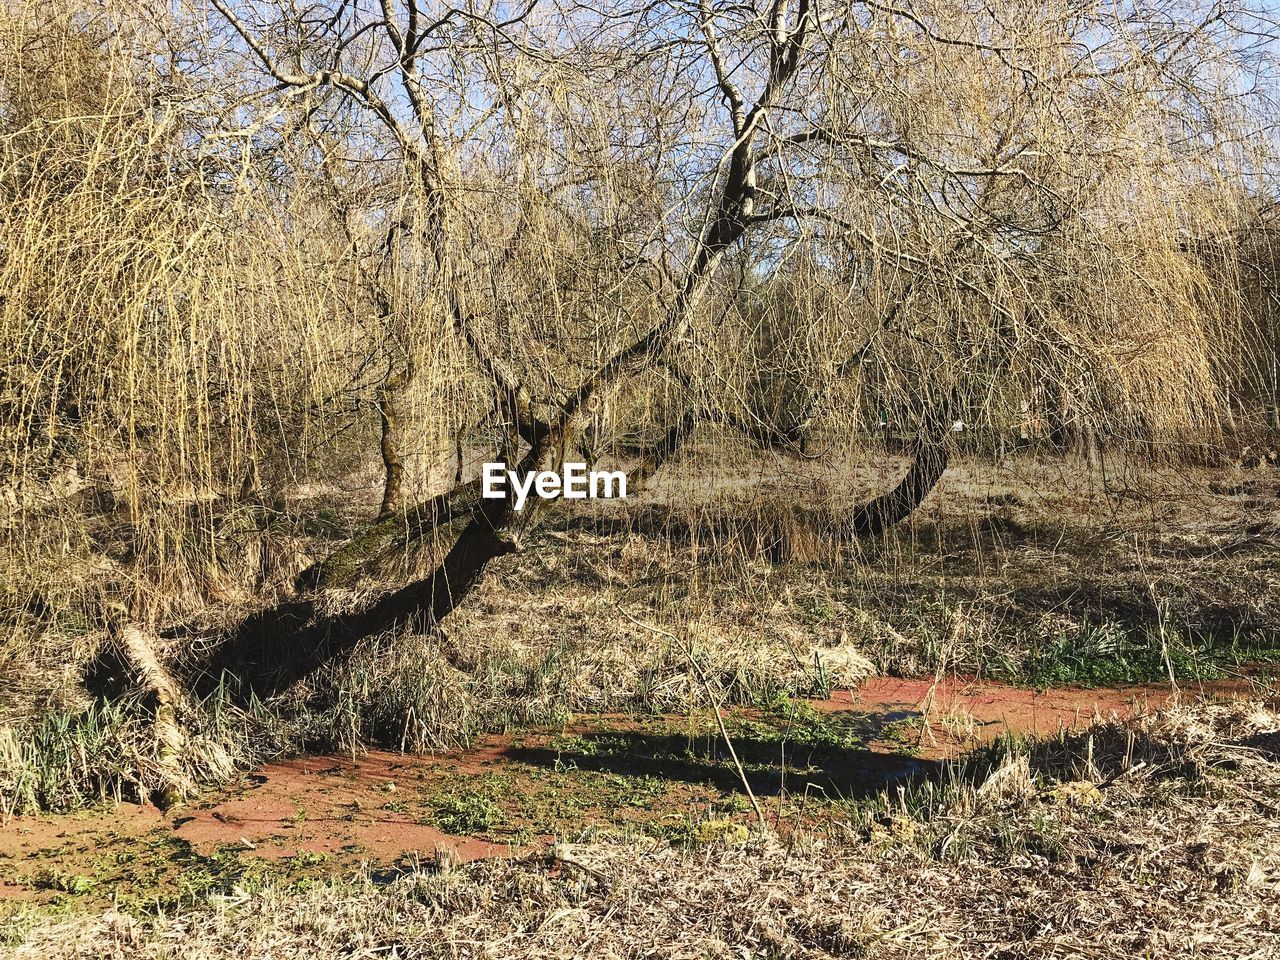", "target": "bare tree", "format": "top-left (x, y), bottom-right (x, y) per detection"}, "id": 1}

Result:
top-left (3, 0), bottom-right (1275, 713)
top-left (183, 0), bottom-right (1277, 692)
